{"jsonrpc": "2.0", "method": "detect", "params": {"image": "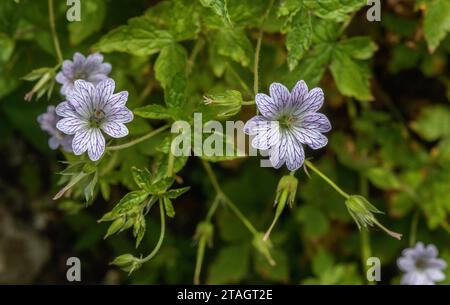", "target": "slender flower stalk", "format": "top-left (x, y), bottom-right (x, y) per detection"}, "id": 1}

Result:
top-left (140, 199), bottom-right (166, 263)
top-left (48, 0), bottom-right (63, 64)
top-left (107, 125), bottom-right (170, 151)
